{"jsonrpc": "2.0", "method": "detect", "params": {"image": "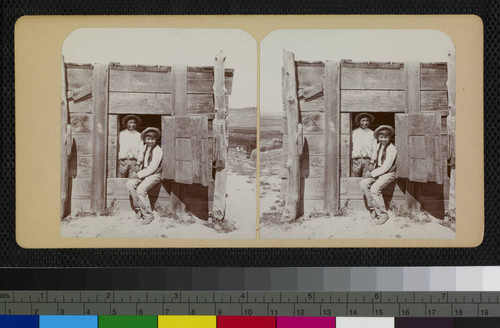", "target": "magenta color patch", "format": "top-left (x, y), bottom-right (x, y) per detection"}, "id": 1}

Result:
top-left (277, 316), bottom-right (335, 328)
